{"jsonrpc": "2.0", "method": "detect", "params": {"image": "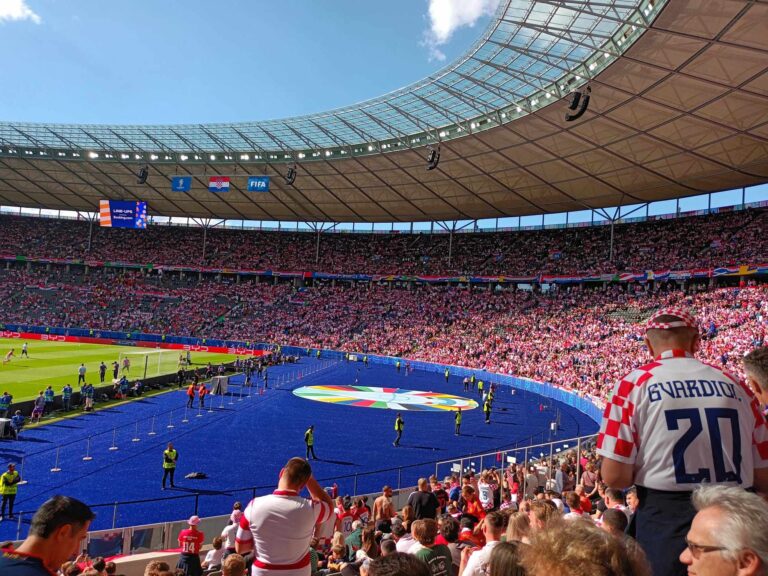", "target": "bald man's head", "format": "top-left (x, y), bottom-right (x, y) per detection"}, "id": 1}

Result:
top-left (644, 318), bottom-right (699, 356)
